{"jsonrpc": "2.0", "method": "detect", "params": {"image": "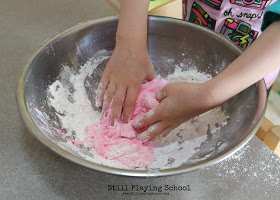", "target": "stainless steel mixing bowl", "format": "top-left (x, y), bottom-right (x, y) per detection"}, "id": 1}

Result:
top-left (16, 16), bottom-right (267, 177)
